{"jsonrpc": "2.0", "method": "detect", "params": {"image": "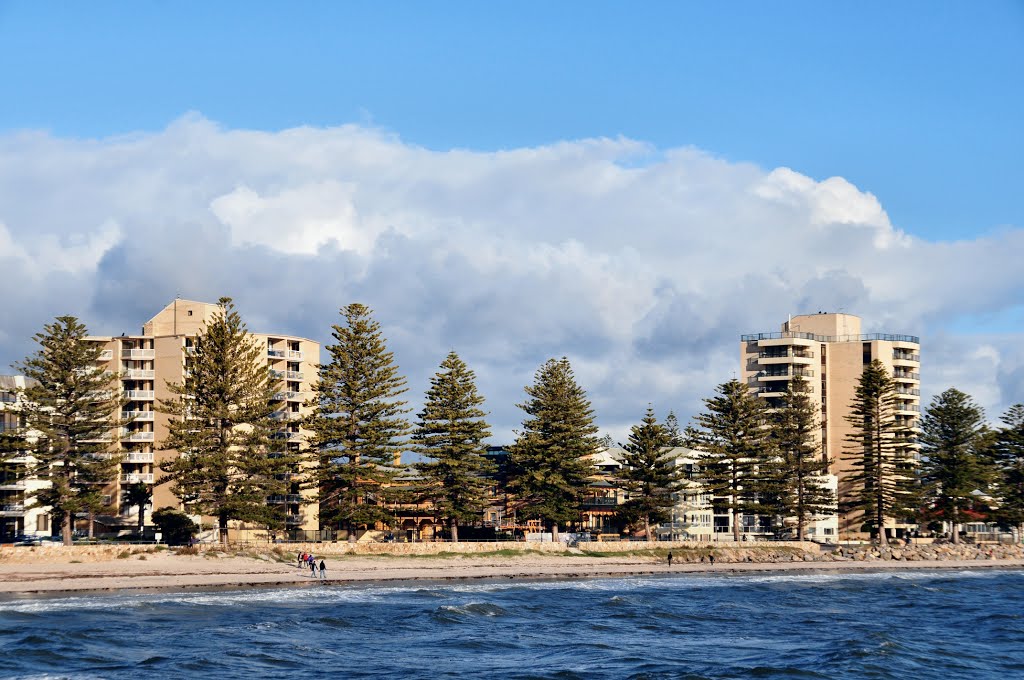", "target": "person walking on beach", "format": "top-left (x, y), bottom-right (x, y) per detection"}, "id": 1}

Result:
top-left (309, 556), bottom-right (318, 578)
top-left (667, 551), bottom-right (673, 567)
top-left (319, 559), bottom-right (327, 580)
top-left (298, 552), bottom-right (305, 569)
top-left (709, 553), bottom-right (715, 566)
